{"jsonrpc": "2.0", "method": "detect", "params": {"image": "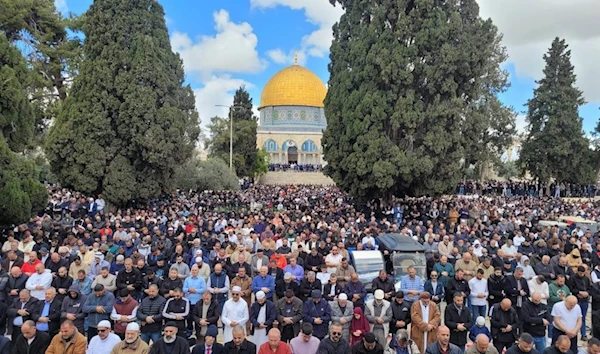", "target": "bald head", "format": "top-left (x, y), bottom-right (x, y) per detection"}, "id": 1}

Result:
top-left (531, 292), bottom-right (542, 304)
top-left (565, 295), bottom-right (578, 309)
top-left (475, 334), bottom-right (490, 352)
top-left (500, 298), bottom-right (512, 310)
